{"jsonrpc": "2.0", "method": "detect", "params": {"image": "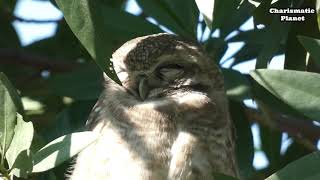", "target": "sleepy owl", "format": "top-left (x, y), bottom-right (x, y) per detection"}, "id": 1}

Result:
top-left (70, 33), bottom-right (239, 180)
